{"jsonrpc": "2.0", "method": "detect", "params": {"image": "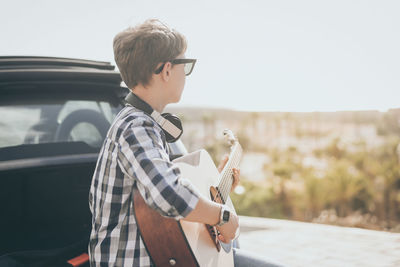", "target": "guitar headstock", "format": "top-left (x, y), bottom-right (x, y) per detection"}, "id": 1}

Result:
top-left (223, 129), bottom-right (238, 146)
